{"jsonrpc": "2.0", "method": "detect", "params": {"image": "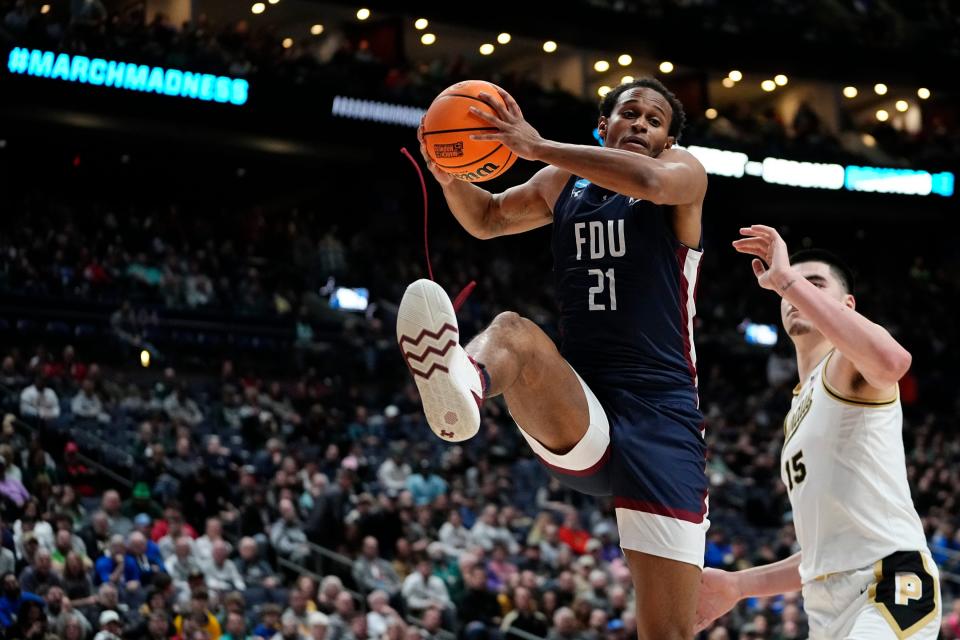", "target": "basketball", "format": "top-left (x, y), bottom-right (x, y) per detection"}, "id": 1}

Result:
top-left (422, 80), bottom-right (518, 182)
